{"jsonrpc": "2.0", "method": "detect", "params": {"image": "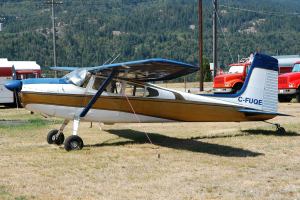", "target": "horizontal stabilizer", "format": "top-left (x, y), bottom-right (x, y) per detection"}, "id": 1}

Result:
top-left (239, 109), bottom-right (291, 117)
